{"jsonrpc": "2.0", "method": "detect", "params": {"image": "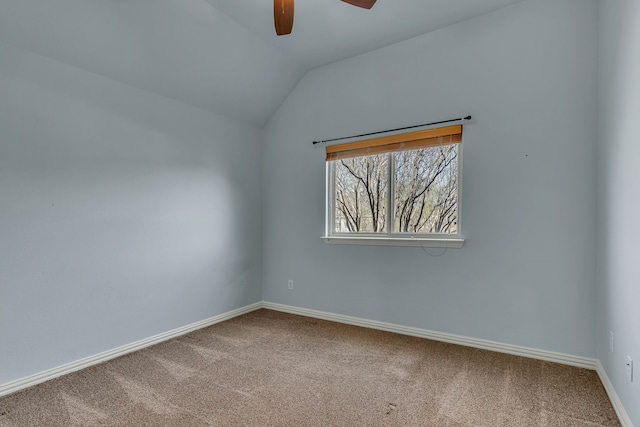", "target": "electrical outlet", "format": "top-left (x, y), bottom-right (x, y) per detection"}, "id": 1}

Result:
top-left (288, 279), bottom-right (293, 290)
top-left (626, 356), bottom-right (633, 382)
top-left (610, 331), bottom-right (614, 353)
